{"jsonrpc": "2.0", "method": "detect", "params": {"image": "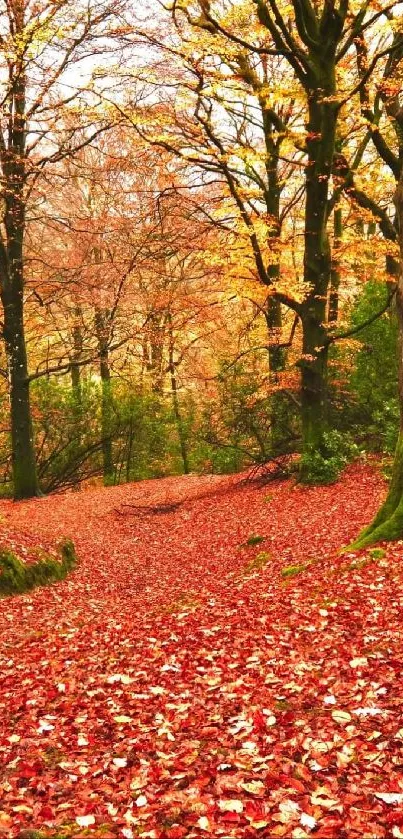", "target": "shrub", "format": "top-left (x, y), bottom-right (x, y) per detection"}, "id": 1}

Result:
top-left (328, 280), bottom-right (398, 455)
top-left (300, 430), bottom-right (359, 485)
